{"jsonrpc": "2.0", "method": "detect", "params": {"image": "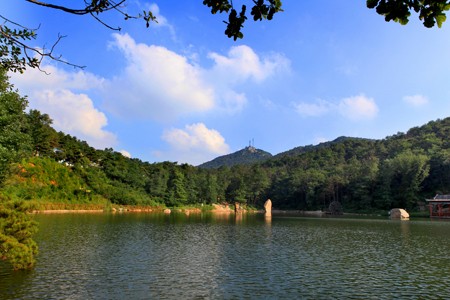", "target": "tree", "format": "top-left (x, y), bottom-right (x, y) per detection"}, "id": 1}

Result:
top-left (203, 0), bottom-right (283, 40)
top-left (166, 169), bottom-right (188, 206)
top-left (0, 200), bottom-right (38, 270)
top-left (0, 69), bottom-right (38, 270)
top-left (1, 1), bottom-right (282, 72)
top-left (0, 69), bottom-right (31, 183)
top-left (26, 109), bottom-right (58, 157)
top-left (2, 1), bottom-right (449, 72)
top-left (380, 151), bottom-right (430, 209)
top-left (367, 0), bottom-right (450, 28)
